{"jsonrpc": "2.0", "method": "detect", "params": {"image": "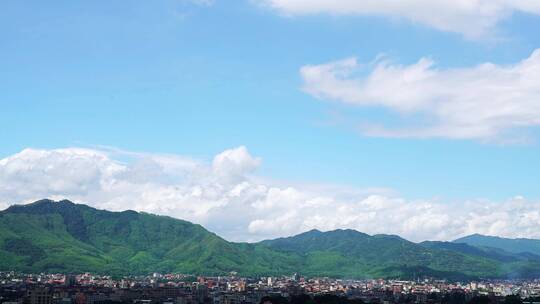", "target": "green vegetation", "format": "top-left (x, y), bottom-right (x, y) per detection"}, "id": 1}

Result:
top-left (0, 199), bottom-right (296, 277)
top-left (454, 234), bottom-right (540, 256)
top-left (1, 199), bottom-right (539, 279)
